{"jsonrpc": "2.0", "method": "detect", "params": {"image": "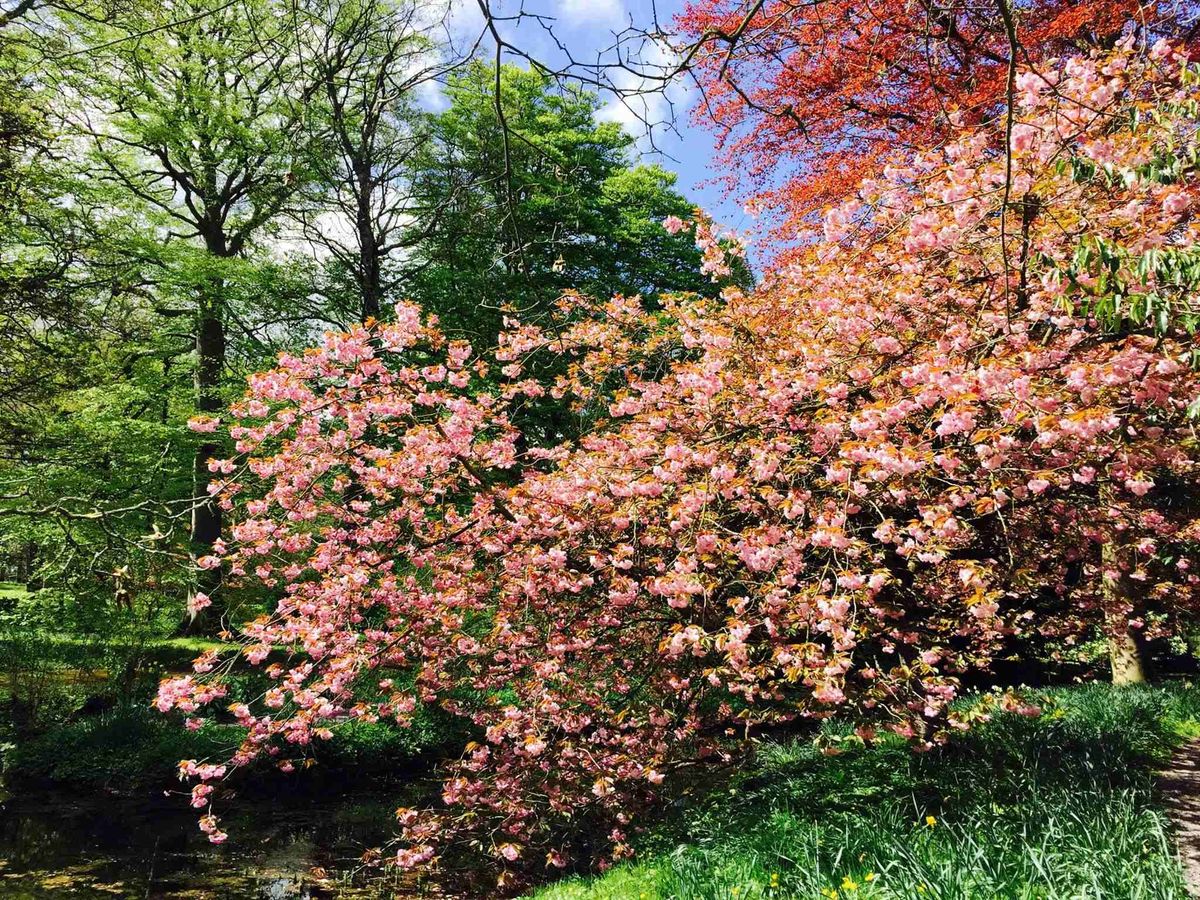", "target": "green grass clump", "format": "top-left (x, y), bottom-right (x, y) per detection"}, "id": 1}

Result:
top-left (0, 631), bottom-right (231, 674)
top-left (531, 683), bottom-right (1197, 900)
